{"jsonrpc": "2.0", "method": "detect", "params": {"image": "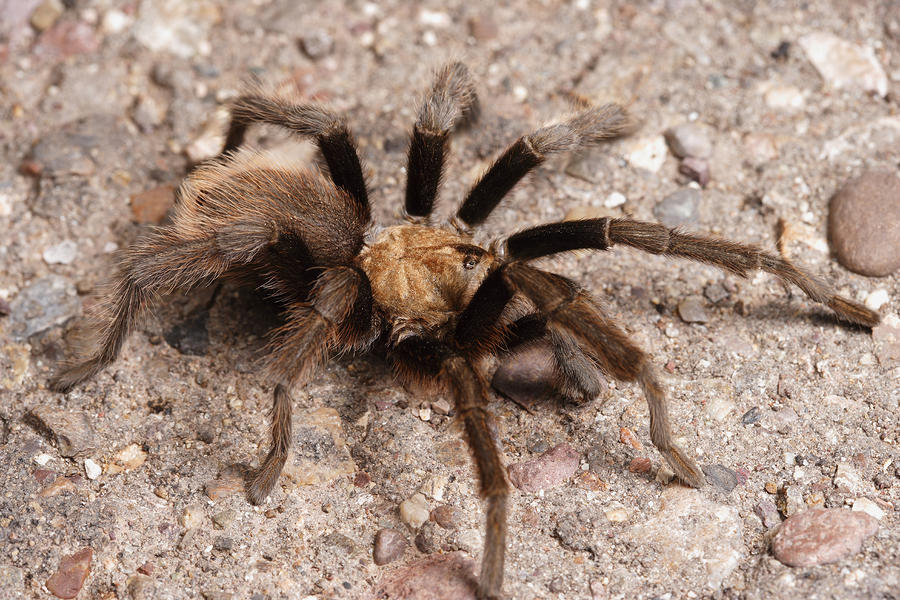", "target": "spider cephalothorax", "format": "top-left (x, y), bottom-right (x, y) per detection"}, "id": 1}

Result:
top-left (52, 62), bottom-right (880, 599)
